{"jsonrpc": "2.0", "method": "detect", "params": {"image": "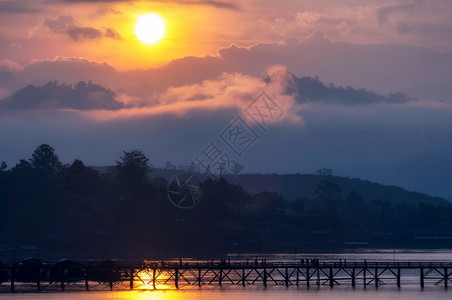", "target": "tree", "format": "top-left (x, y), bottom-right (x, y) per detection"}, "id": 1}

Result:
top-left (30, 144), bottom-right (63, 176)
top-left (0, 161), bottom-right (7, 171)
top-left (116, 150), bottom-right (150, 186)
top-left (316, 168), bottom-right (333, 177)
top-left (61, 159), bottom-right (100, 196)
top-left (315, 180), bottom-right (342, 214)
